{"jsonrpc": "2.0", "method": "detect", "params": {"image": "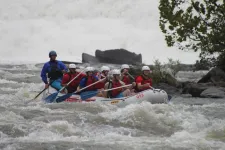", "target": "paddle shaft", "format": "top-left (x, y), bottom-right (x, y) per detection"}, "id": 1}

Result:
top-left (43, 69), bottom-right (86, 103)
top-left (103, 84), bottom-right (132, 92)
top-left (55, 76), bottom-right (107, 102)
top-left (59, 69), bottom-right (85, 92)
top-left (33, 88), bottom-right (48, 100)
top-left (79, 84), bottom-right (132, 99)
top-left (74, 77), bottom-right (106, 94)
top-left (127, 72), bottom-right (134, 80)
top-left (26, 79), bottom-right (56, 104)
